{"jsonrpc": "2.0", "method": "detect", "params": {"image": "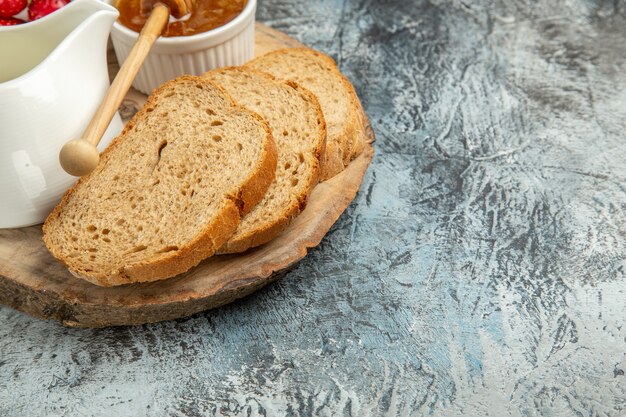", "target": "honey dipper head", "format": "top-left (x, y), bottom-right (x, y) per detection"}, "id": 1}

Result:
top-left (59, 139), bottom-right (100, 177)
